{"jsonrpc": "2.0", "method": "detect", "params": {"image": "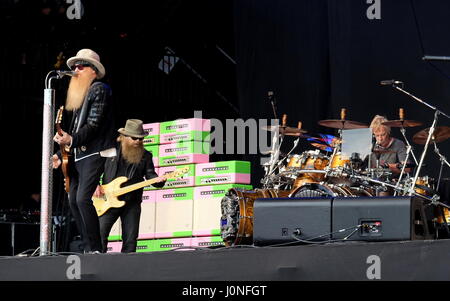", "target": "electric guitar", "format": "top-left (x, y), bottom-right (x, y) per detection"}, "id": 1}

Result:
top-left (93, 166), bottom-right (189, 216)
top-left (55, 106), bottom-right (71, 193)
